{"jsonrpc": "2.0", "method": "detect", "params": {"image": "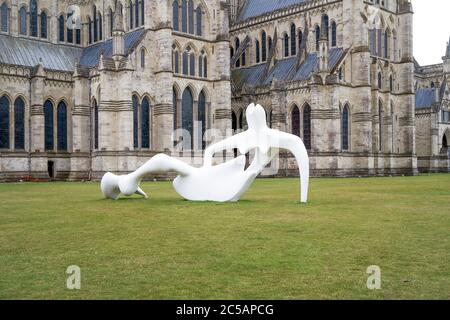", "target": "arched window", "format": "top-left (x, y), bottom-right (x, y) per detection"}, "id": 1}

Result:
top-left (93, 6), bottom-right (98, 42)
top-left (109, 8), bottom-right (114, 37)
top-left (57, 101), bottom-right (67, 151)
top-left (283, 34), bottom-right (289, 57)
top-left (0, 95), bottom-right (9, 149)
top-left (199, 50), bottom-right (207, 78)
top-left (98, 13), bottom-right (103, 40)
top-left (291, 105), bottom-right (300, 137)
top-left (44, 100), bottom-right (53, 151)
top-left (181, 0), bottom-right (187, 32)
top-left (378, 100), bottom-right (383, 152)
top-left (135, 0), bottom-right (139, 28)
top-left (342, 104), bottom-right (349, 151)
top-left (189, 53), bottom-right (195, 76)
top-left (198, 91), bottom-right (206, 149)
top-left (173, 0), bottom-right (179, 31)
top-left (261, 31), bottom-right (267, 62)
top-left (141, 97), bottom-right (150, 149)
top-left (40, 11), bottom-right (47, 38)
top-left (378, 72), bottom-right (382, 89)
top-left (235, 38), bottom-right (240, 67)
top-left (14, 97), bottom-right (25, 150)
top-left (322, 14), bottom-right (329, 40)
top-left (67, 11), bottom-right (74, 43)
top-left (141, 0), bottom-right (145, 26)
top-left (88, 17), bottom-right (92, 44)
top-left (172, 45), bottom-right (179, 73)
top-left (196, 6), bottom-right (202, 36)
top-left (129, 1), bottom-right (133, 29)
top-left (298, 30), bottom-right (303, 50)
top-left (255, 40), bottom-right (260, 63)
top-left (331, 21), bottom-right (337, 47)
top-left (290, 23), bottom-right (296, 56)
top-left (443, 134), bottom-right (448, 149)
top-left (30, 0), bottom-right (38, 37)
top-left (93, 100), bottom-right (99, 149)
top-left (188, 0), bottom-right (194, 34)
top-left (19, 7), bottom-right (27, 35)
top-left (268, 37), bottom-right (273, 52)
top-left (173, 88), bottom-right (178, 130)
top-left (182, 87), bottom-right (193, 150)
top-left (384, 30), bottom-right (388, 58)
top-left (203, 56), bottom-right (207, 77)
top-left (59, 15), bottom-right (65, 42)
top-left (303, 104), bottom-right (311, 150)
top-left (0, 2), bottom-right (8, 32)
top-left (76, 25), bottom-right (81, 44)
top-left (431, 82), bottom-right (435, 88)
top-left (182, 50), bottom-right (189, 75)
top-left (389, 75), bottom-right (393, 91)
top-left (141, 48), bottom-right (145, 68)
top-left (315, 25), bottom-right (320, 51)
top-left (132, 95), bottom-right (139, 148)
